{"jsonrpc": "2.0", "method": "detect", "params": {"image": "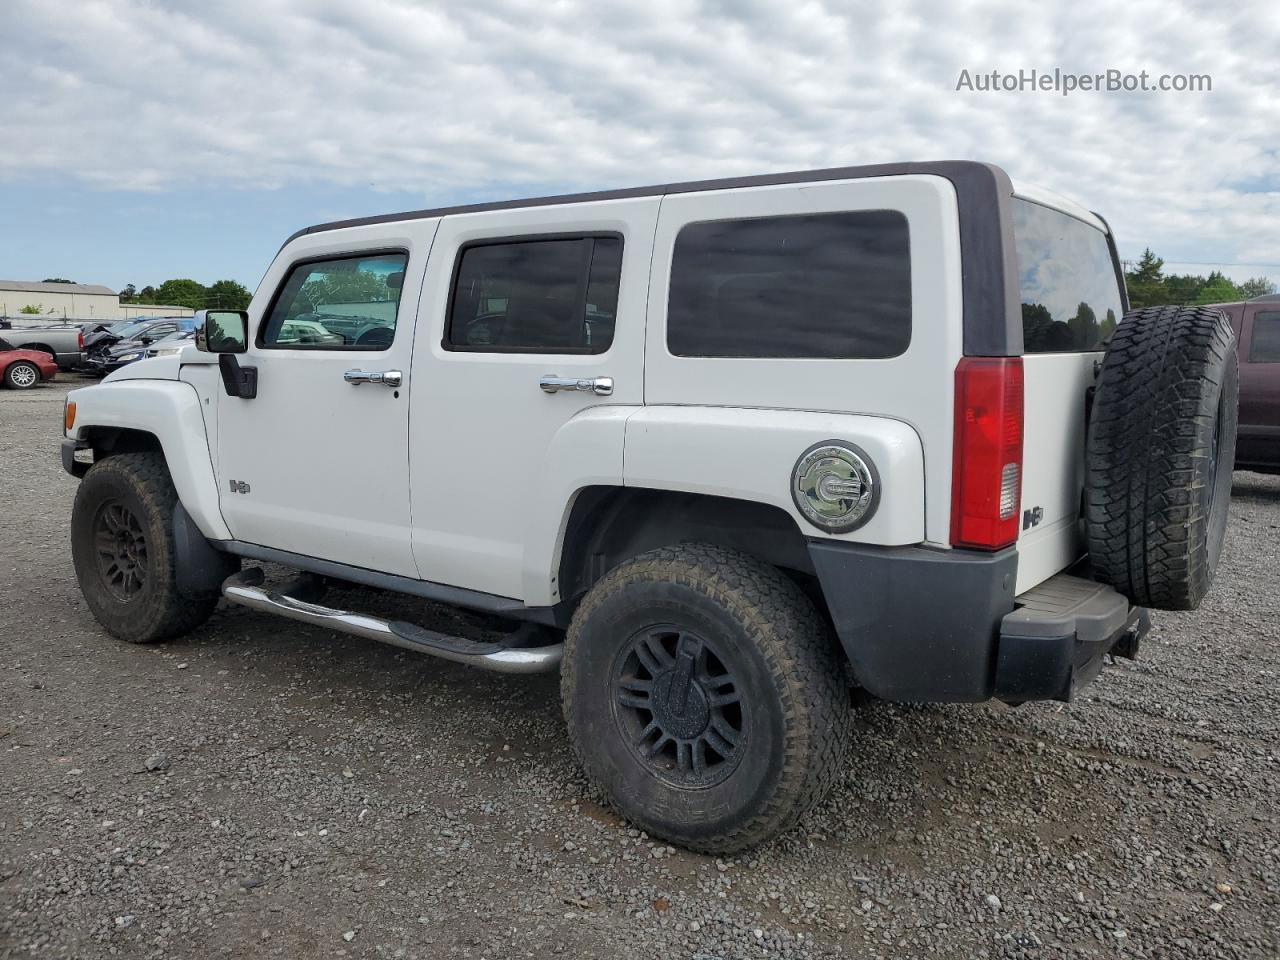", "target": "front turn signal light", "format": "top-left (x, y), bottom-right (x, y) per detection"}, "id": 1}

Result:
top-left (64, 400), bottom-right (76, 433)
